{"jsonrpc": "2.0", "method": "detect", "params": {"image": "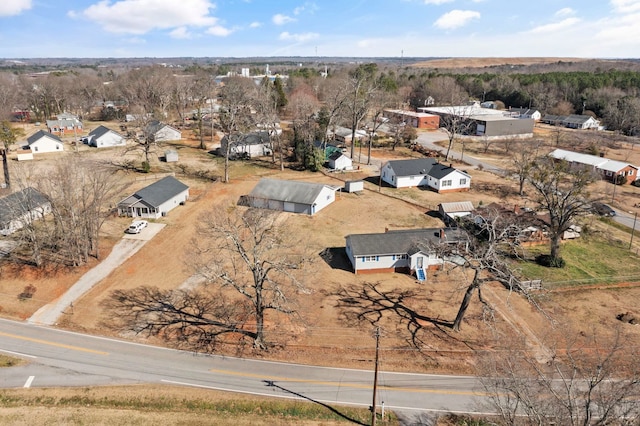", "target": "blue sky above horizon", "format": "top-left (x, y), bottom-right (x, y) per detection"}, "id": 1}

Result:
top-left (0, 0), bottom-right (638, 59)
